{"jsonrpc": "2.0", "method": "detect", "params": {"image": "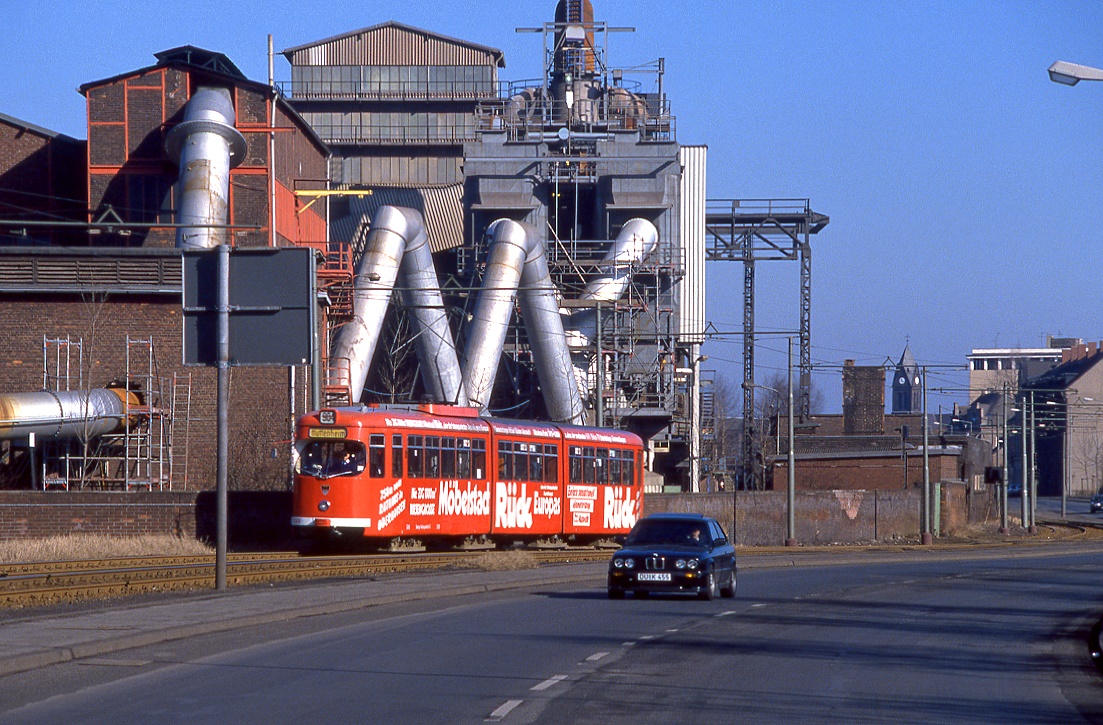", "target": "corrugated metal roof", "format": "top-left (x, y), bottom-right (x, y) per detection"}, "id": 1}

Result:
top-left (331, 184), bottom-right (465, 254)
top-left (282, 21), bottom-right (505, 68)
